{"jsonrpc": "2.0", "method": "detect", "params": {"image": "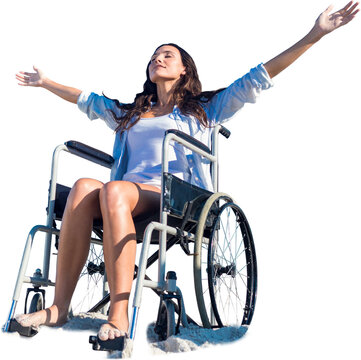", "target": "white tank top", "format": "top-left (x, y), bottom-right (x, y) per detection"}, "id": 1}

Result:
top-left (122, 114), bottom-right (191, 187)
